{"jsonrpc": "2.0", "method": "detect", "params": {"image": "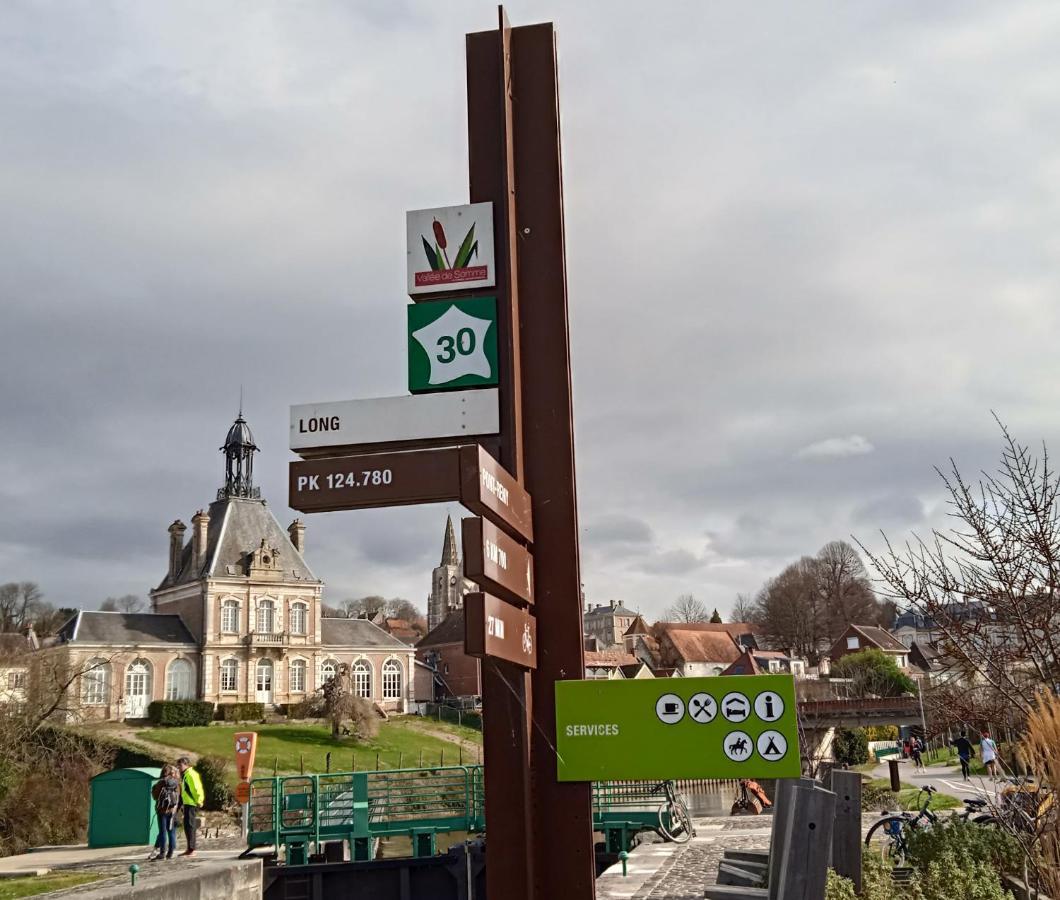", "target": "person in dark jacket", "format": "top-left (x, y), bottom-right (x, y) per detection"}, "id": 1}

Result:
top-left (148, 764), bottom-right (181, 860)
top-left (952, 731), bottom-right (975, 781)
